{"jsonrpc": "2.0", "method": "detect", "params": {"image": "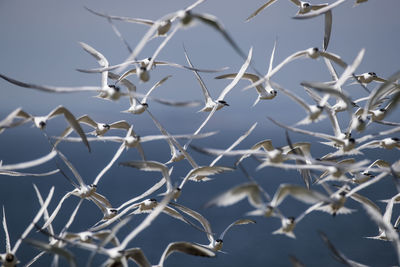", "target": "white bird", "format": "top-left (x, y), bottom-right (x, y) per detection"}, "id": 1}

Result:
top-left (122, 76), bottom-right (171, 115)
top-left (72, 192), bottom-right (177, 266)
top-left (270, 81), bottom-right (326, 125)
top-left (1, 186), bottom-right (54, 267)
top-left (13, 106), bottom-right (90, 152)
top-left (181, 46), bottom-right (252, 150)
top-left (268, 116), bottom-right (358, 154)
top-left (41, 149), bottom-right (111, 230)
top-left (85, 0), bottom-right (206, 38)
top-left (117, 0), bottom-right (250, 76)
top-left (187, 46), bottom-right (253, 113)
top-left (364, 194), bottom-right (399, 242)
top-left (354, 72), bottom-right (388, 85)
top-left (246, 0), bottom-right (328, 22)
top-left (127, 241), bottom-right (216, 267)
top-left (353, 70), bottom-right (400, 131)
top-left (293, 0), bottom-right (346, 19)
top-left (204, 182), bottom-right (265, 209)
top-left (58, 114), bottom-right (130, 139)
top-left (177, 165), bottom-right (235, 197)
top-left (119, 160), bottom-right (173, 195)
top-left (0, 71), bottom-right (129, 99)
top-left (79, 42), bottom-right (134, 100)
top-left (244, 47), bottom-right (347, 93)
top-left (272, 204), bottom-right (318, 239)
top-left (217, 40), bottom-right (278, 106)
top-left (171, 202), bottom-right (255, 252)
top-left (351, 159), bottom-right (390, 184)
top-left (269, 184), bottom-right (331, 209)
